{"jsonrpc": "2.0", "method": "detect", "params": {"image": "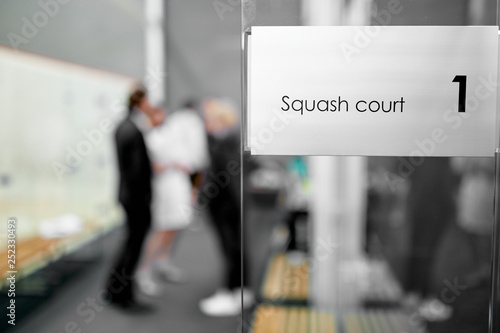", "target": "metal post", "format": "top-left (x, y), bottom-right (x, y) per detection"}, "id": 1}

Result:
top-left (490, 149), bottom-right (500, 333)
top-left (490, 2), bottom-right (499, 330)
top-left (144, 0), bottom-right (166, 107)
